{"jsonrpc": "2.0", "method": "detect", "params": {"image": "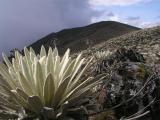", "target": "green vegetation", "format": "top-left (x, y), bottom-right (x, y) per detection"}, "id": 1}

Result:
top-left (0, 46), bottom-right (103, 120)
